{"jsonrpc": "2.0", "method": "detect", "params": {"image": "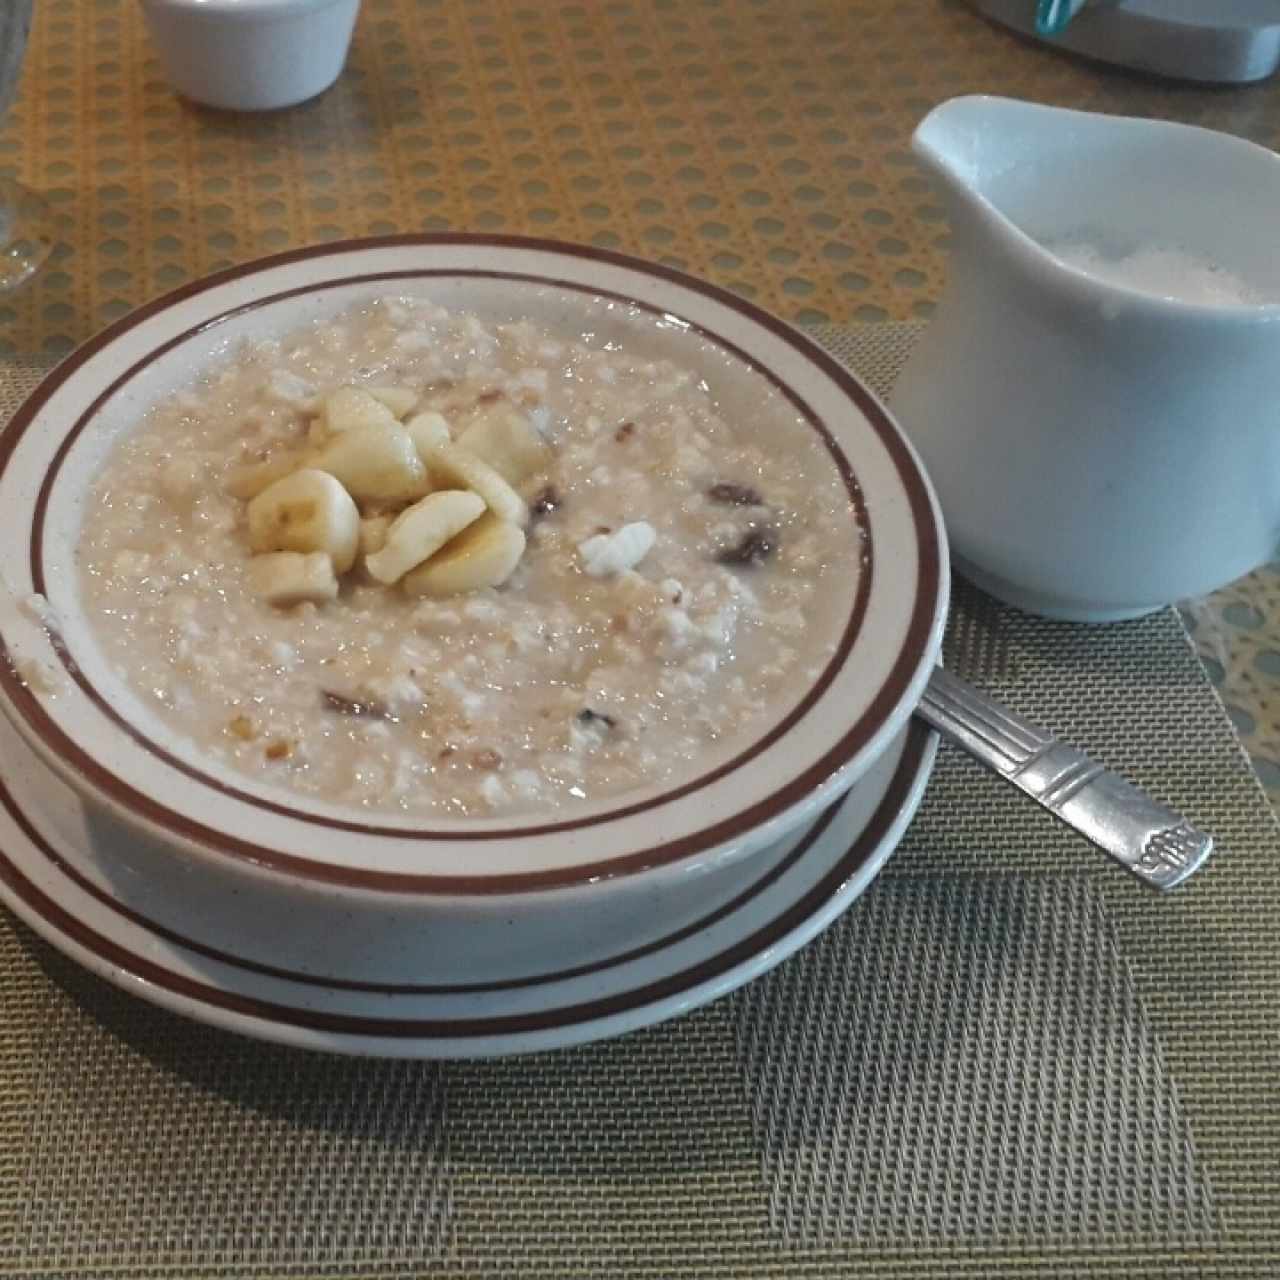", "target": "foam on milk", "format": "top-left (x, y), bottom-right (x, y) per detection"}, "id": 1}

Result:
top-left (1048, 241), bottom-right (1263, 307)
